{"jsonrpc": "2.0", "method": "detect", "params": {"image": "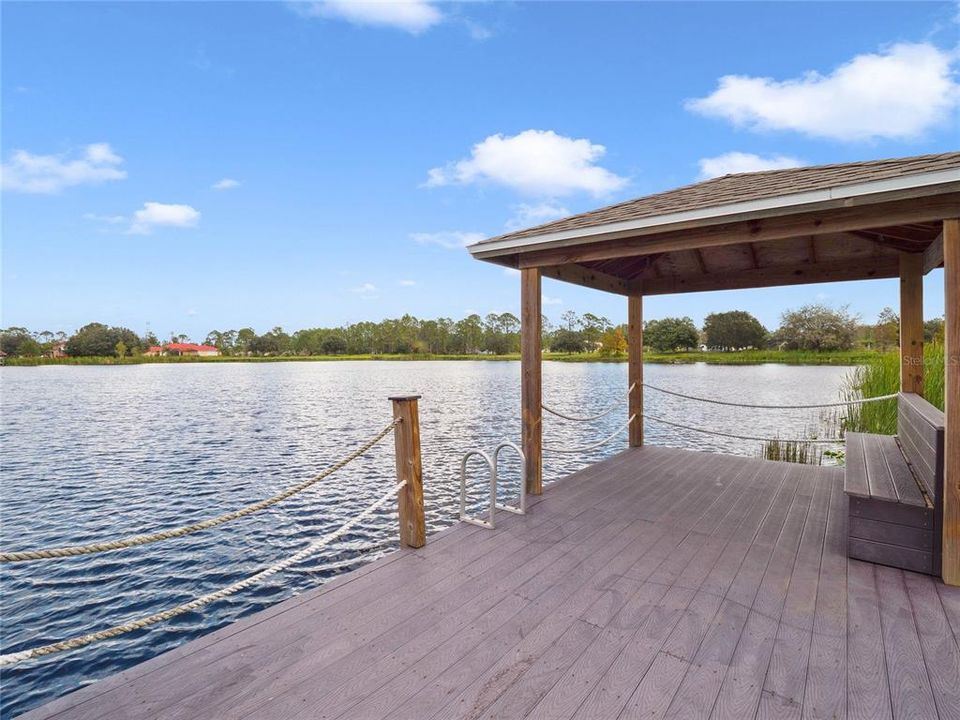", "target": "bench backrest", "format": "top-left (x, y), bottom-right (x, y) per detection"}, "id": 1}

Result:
top-left (898, 392), bottom-right (945, 577)
top-left (897, 392), bottom-right (945, 503)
